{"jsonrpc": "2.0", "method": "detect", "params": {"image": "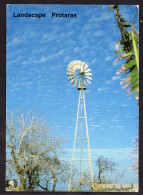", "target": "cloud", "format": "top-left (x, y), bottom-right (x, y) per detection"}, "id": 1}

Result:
top-left (97, 87), bottom-right (107, 92)
top-left (12, 37), bottom-right (21, 45)
top-left (46, 89), bottom-right (52, 93)
top-left (62, 148), bottom-right (132, 161)
top-left (109, 41), bottom-right (116, 50)
top-left (100, 5), bottom-right (110, 10)
top-left (93, 30), bottom-right (105, 37)
top-left (120, 104), bottom-right (129, 107)
top-left (88, 117), bottom-right (94, 121)
top-left (7, 55), bottom-right (23, 66)
top-left (65, 18), bottom-right (79, 27)
top-left (64, 56), bottom-right (71, 62)
top-left (88, 10), bottom-right (113, 23)
top-left (110, 118), bottom-right (119, 122)
top-left (116, 125), bottom-right (124, 128)
top-left (31, 46), bottom-right (47, 55)
top-left (91, 58), bottom-right (96, 64)
top-left (61, 30), bottom-right (74, 38)
top-left (39, 56), bottom-right (47, 62)
top-left (23, 56), bottom-right (47, 65)
top-left (112, 76), bottom-right (120, 80)
top-left (50, 63), bottom-right (63, 71)
top-left (62, 106), bottom-right (67, 109)
top-left (99, 12), bottom-right (113, 21)
top-left (105, 56), bottom-right (113, 62)
top-left (7, 49), bottom-right (24, 59)
top-left (7, 30), bottom-right (39, 48)
top-left (113, 90), bottom-right (119, 93)
top-left (22, 61), bottom-right (28, 65)
top-left (43, 33), bottom-right (57, 41)
top-left (74, 47), bottom-right (80, 53)
top-left (86, 89), bottom-right (91, 94)
top-left (126, 114), bottom-right (132, 118)
top-left (22, 49), bottom-right (65, 67)
top-left (56, 125), bottom-right (61, 128)
top-left (105, 80), bottom-right (112, 85)
top-left (90, 124), bottom-right (100, 127)
top-left (90, 148), bottom-right (132, 159)
top-left (83, 23), bottom-right (94, 31)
